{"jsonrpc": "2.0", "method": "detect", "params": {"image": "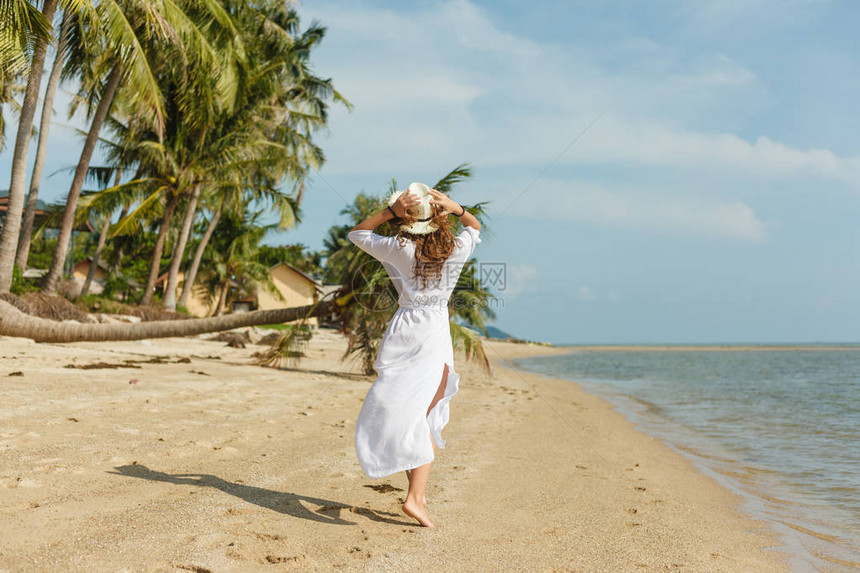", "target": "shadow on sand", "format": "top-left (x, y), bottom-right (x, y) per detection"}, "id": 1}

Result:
top-left (108, 464), bottom-right (415, 527)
